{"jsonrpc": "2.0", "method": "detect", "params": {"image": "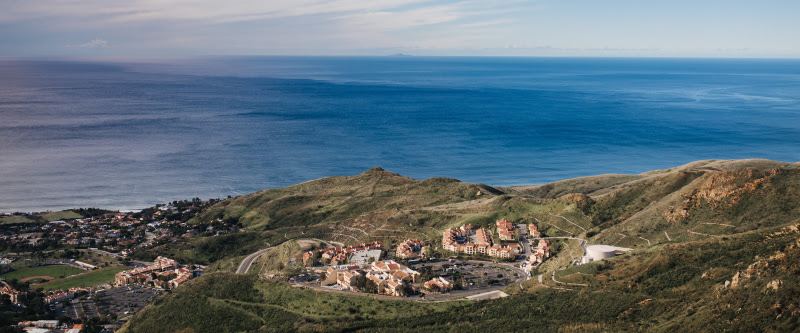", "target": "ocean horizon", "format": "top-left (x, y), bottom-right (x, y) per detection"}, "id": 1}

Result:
top-left (2, 56), bottom-right (799, 212)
